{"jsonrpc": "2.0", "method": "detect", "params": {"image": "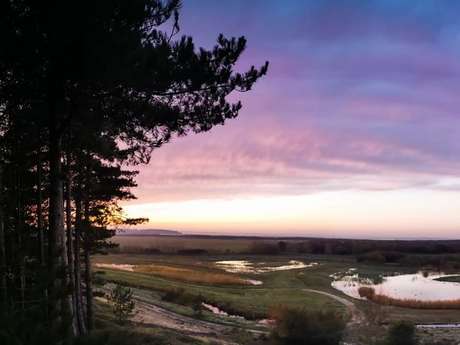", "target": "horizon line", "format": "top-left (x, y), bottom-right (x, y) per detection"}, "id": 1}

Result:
top-left (117, 228), bottom-right (460, 241)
